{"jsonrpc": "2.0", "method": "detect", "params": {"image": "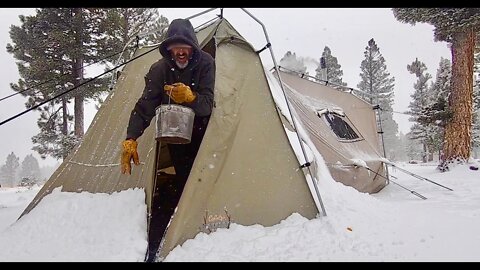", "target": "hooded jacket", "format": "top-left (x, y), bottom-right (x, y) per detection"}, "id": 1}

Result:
top-left (127, 19), bottom-right (215, 140)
